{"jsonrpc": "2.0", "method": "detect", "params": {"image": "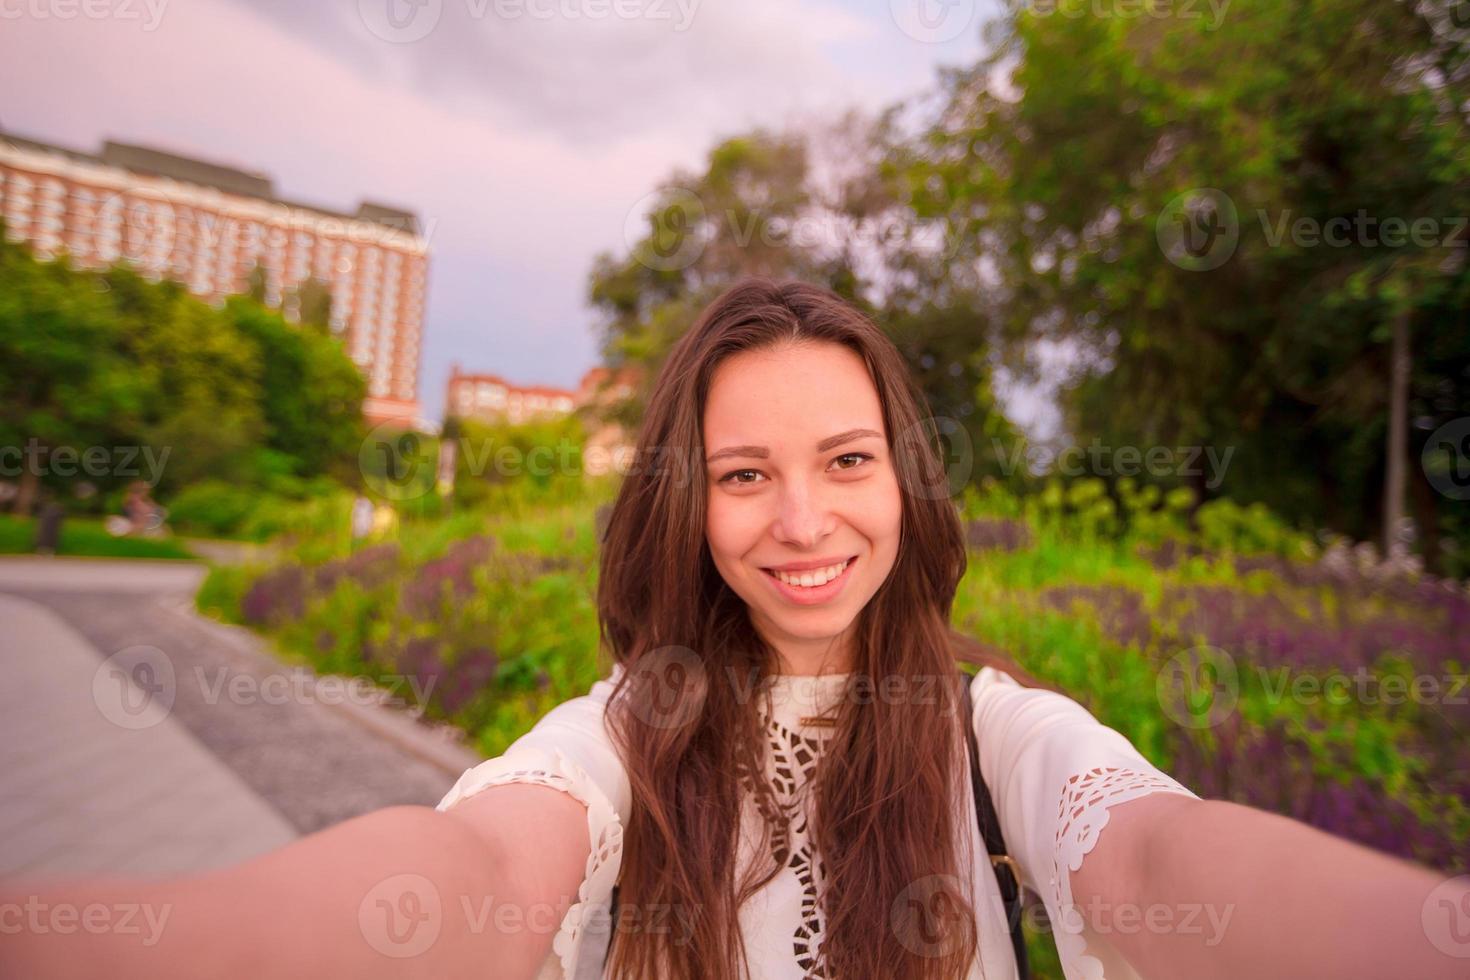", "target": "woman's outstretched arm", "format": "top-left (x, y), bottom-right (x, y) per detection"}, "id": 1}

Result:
top-left (1071, 793), bottom-right (1470, 980)
top-left (0, 783), bottom-right (590, 980)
